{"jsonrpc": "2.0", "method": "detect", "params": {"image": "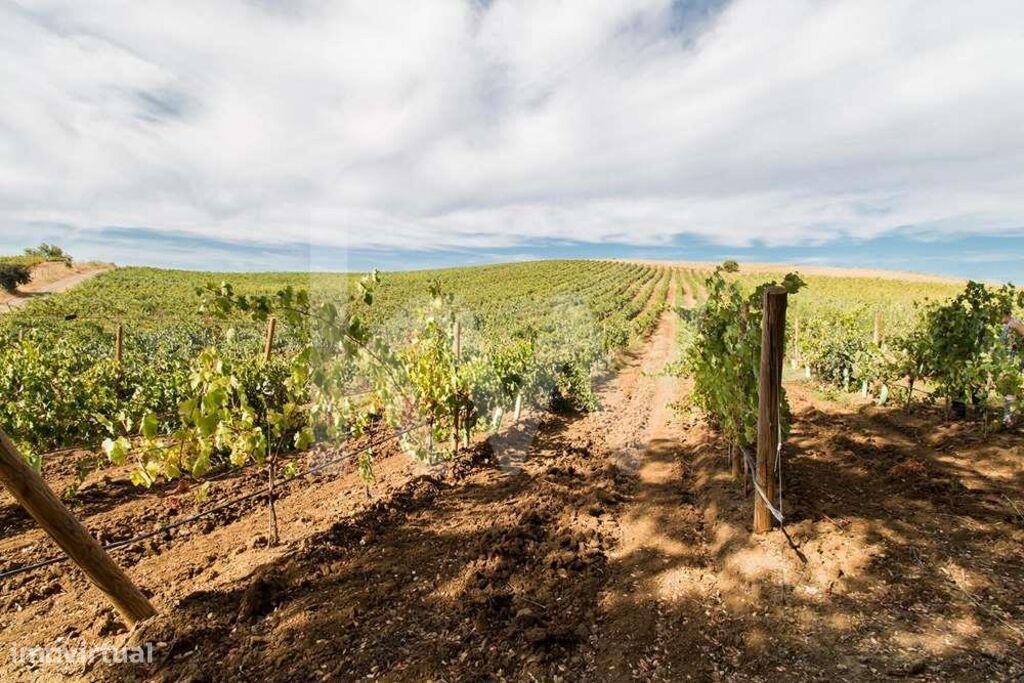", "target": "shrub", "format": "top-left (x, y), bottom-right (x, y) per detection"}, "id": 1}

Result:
top-left (0, 263), bottom-right (31, 293)
top-left (24, 243), bottom-right (72, 266)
